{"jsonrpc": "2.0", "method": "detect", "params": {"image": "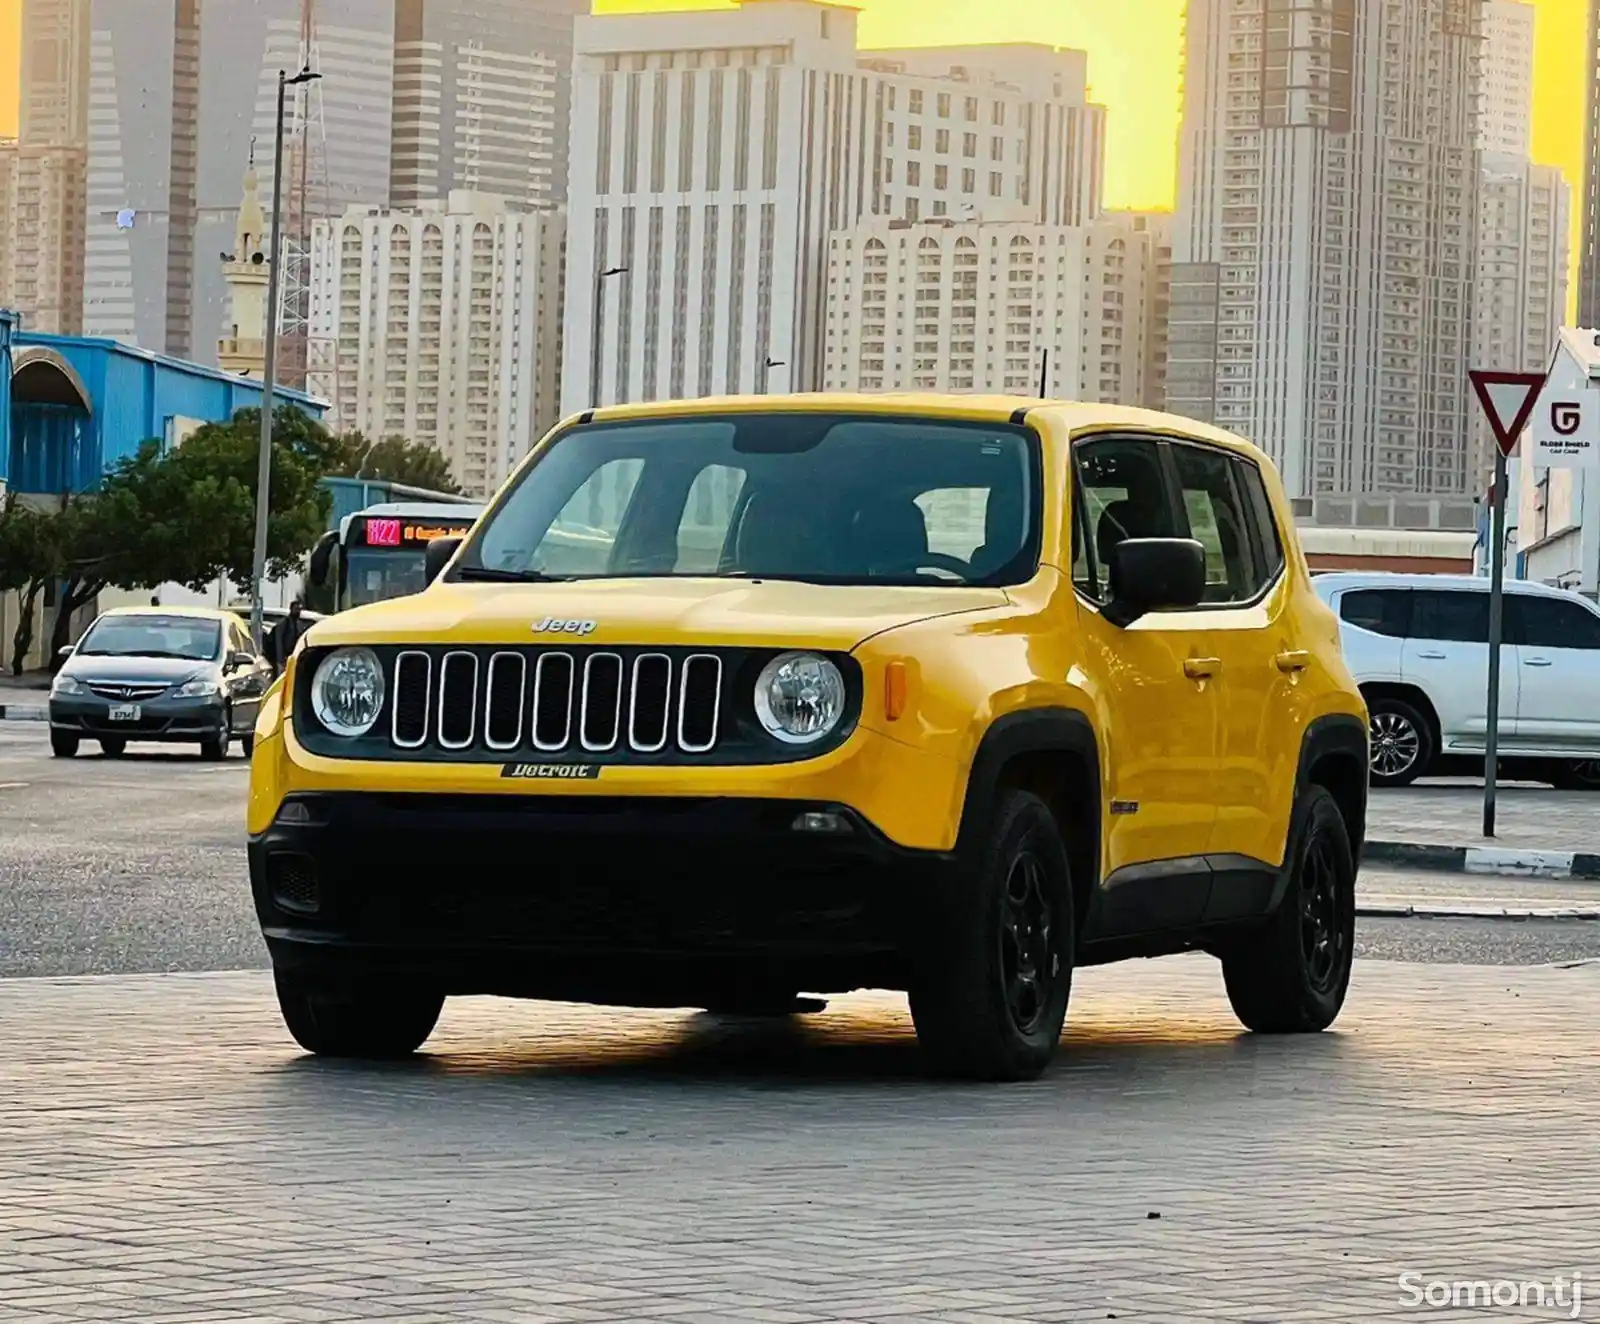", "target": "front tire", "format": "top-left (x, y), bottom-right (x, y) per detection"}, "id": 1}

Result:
top-left (200, 730), bottom-right (227, 761)
top-left (240, 733), bottom-right (255, 759)
top-left (273, 969), bottom-right (443, 1058)
top-left (98, 737), bottom-right (126, 757)
top-left (50, 731), bottom-right (79, 758)
top-left (908, 790), bottom-right (1075, 1081)
top-left (1366, 695), bottom-right (1433, 786)
top-left (1222, 786), bottom-right (1355, 1034)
